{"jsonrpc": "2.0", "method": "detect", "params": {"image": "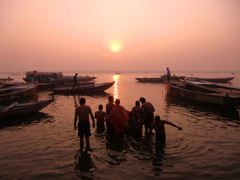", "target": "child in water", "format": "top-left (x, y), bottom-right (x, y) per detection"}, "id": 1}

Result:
top-left (149, 115), bottom-right (183, 143)
top-left (94, 104), bottom-right (106, 128)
